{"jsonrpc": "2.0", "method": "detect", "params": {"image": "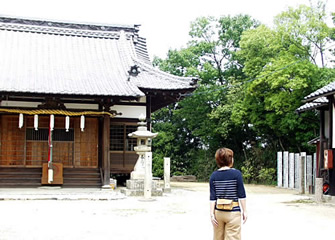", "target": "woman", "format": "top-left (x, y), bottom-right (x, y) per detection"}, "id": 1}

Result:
top-left (209, 148), bottom-right (247, 240)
